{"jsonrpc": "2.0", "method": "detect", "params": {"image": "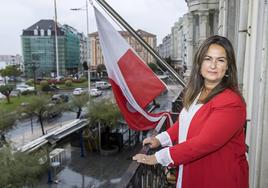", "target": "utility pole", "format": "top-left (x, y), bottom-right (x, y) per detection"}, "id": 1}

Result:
top-left (54, 0), bottom-right (60, 80)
